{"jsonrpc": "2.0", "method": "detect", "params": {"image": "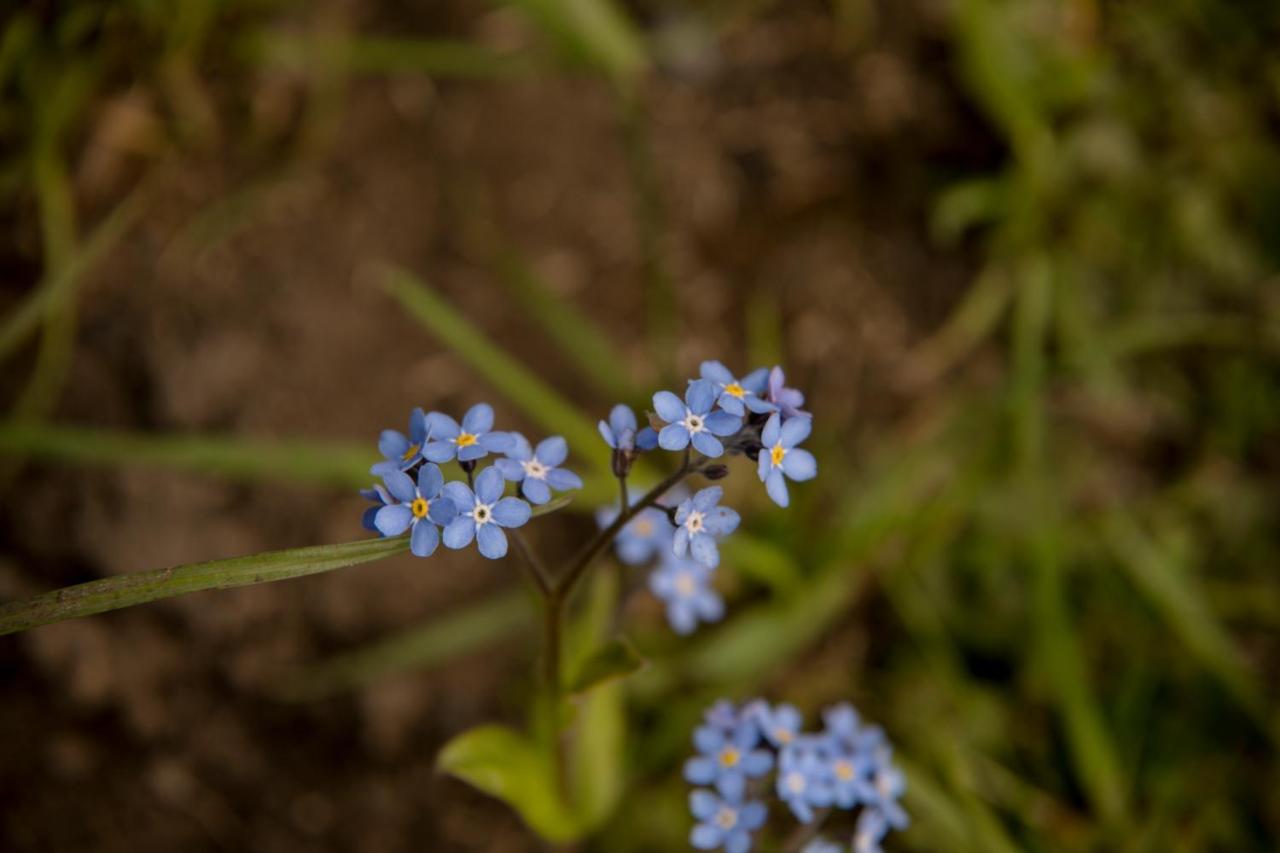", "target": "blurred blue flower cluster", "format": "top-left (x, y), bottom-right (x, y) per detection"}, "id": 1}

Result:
top-left (595, 361), bottom-right (815, 634)
top-left (684, 699), bottom-right (908, 852)
top-left (361, 403), bottom-right (581, 559)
